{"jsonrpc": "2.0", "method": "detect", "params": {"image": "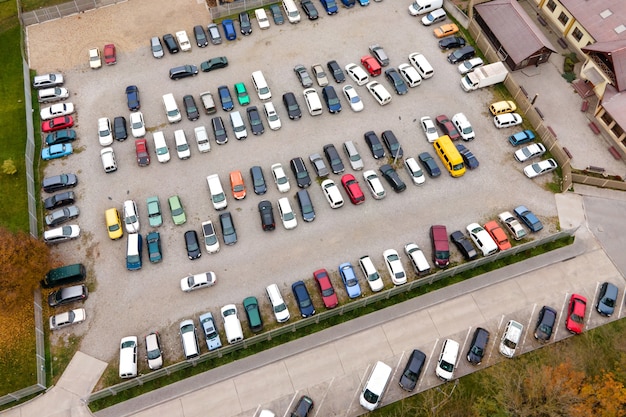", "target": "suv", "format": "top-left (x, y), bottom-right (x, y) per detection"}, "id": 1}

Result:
top-left (466, 327), bottom-right (490, 365)
top-left (323, 144), bottom-right (345, 174)
top-left (290, 157), bottom-right (311, 188)
top-left (282, 92), bottom-right (302, 120)
top-left (258, 200), bottom-right (276, 231)
top-left (183, 95), bottom-right (199, 121)
top-left (436, 339), bottom-right (459, 381)
top-left (193, 25), bottom-right (208, 47)
top-left (379, 164), bottom-right (406, 192)
top-left (364, 131), bottom-right (385, 159)
top-left (47, 284), bottom-right (88, 307)
top-left (381, 130), bottom-right (403, 158)
top-left (169, 65), bottom-right (198, 80)
top-left (42, 173), bottom-right (78, 193)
